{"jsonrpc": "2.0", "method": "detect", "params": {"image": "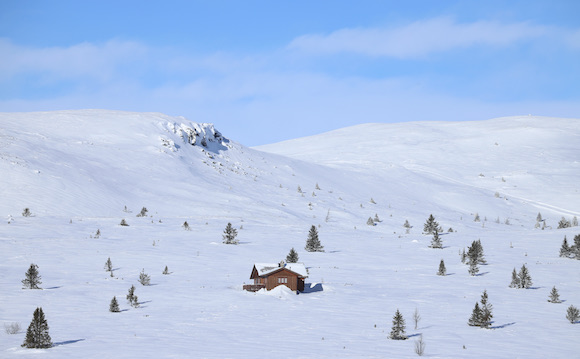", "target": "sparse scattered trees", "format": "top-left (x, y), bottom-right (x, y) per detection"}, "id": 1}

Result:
top-left (305, 225), bottom-right (324, 252)
top-left (566, 305), bottom-right (579, 323)
top-left (21, 307), bottom-right (52, 348)
top-left (109, 296), bottom-right (120, 313)
top-left (423, 214), bottom-right (442, 235)
top-left (389, 309), bottom-right (407, 340)
top-left (437, 259), bottom-right (446, 276)
top-left (22, 264), bottom-right (42, 289)
top-left (286, 248), bottom-right (299, 263)
top-left (548, 286), bottom-right (561, 303)
top-left (4, 322), bottom-right (21, 334)
top-left (138, 269), bottom-right (151, 286)
top-left (468, 290), bottom-right (493, 328)
top-left (557, 217), bottom-right (571, 229)
top-left (222, 222), bottom-right (239, 244)
top-left (561, 234), bottom-right (580, 259)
